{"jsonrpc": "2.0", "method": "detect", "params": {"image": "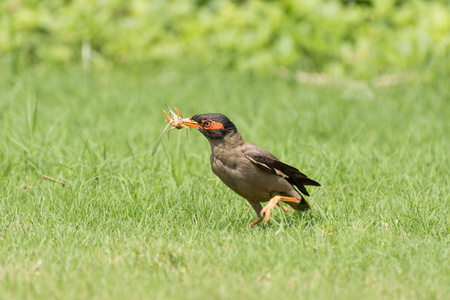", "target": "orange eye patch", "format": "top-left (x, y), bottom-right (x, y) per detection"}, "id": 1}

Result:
top-left (202, 120), bottom-right (225, 130)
